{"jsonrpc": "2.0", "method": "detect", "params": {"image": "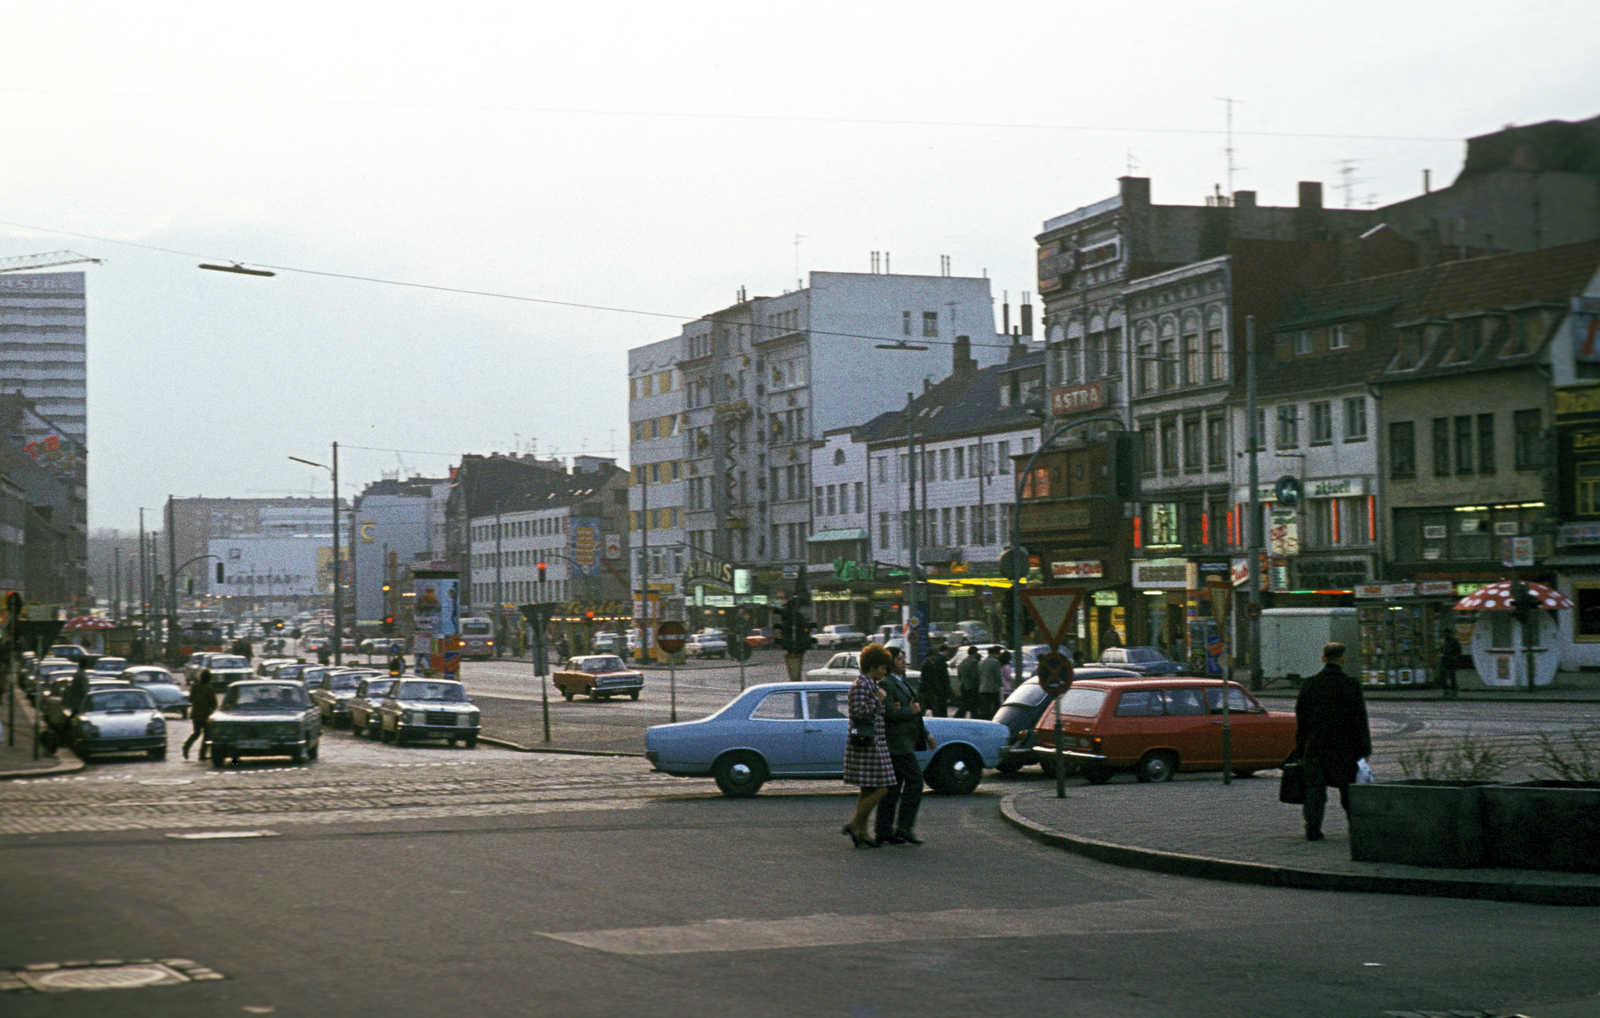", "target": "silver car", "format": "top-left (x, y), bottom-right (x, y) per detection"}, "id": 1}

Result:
top-left (120, 666), bottom-right (192, 717)
top-left (377, 679), bottom-right (480, 748)
top-left (69, 686), bottom-right (168, 762)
